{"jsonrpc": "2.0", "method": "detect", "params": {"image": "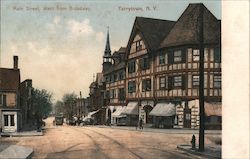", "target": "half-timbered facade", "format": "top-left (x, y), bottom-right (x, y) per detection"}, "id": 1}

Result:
top-left (157, 3), bottom-right (221, 129)
top-left (123, 3), bottom-right (221, 129)
top-left (125, 17), bottom-right (175, 126)
top-left (104, 47), bottom-right (127, 125)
